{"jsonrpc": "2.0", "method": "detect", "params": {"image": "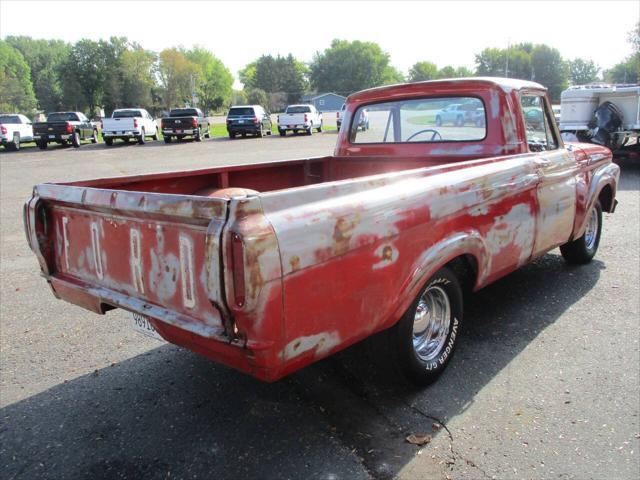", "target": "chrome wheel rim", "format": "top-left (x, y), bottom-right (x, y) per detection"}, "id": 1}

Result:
top-left (584, 208), bottom-right (598, 251)
top-left (412, 285), bottom-right (451, 362)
